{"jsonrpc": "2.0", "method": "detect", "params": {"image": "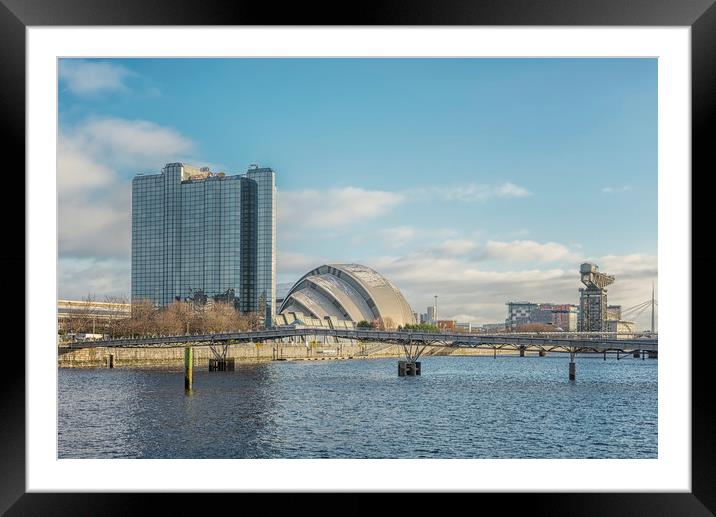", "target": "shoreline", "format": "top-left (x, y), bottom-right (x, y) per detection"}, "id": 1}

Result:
top-left (58, 343), bottom-right (521, 368)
